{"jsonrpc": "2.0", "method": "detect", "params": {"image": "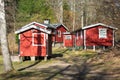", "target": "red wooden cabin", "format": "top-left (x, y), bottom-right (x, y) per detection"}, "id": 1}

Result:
top-left (63, 23), bottom-right (117, 50)
top-left (52, 24), bottom-right (69, 43)
top-left (63, 32), bottom-right (74, 47)
top-left (63, 29), bottom-right (83, 48)
top-left (82, 23), bottom-right (117, 49)
top-left (15, 22), bottom-right (54, 59)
